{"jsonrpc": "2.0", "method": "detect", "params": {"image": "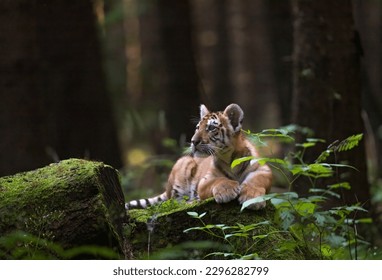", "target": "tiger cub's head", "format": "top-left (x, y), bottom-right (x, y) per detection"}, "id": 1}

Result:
top-left (191, 103), bottom-right (244, 157)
